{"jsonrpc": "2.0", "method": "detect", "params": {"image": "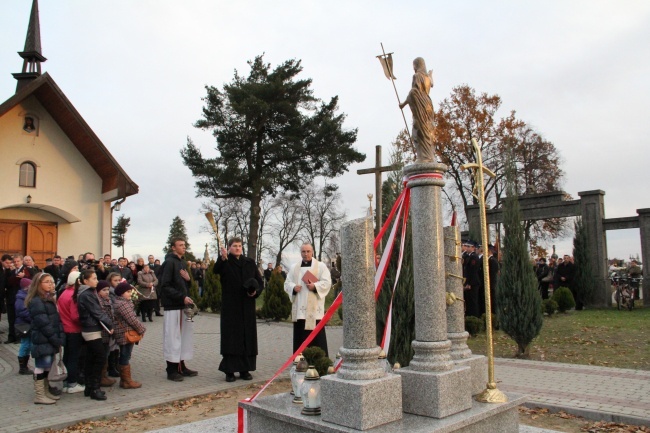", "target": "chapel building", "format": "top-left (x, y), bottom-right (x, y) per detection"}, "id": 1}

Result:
top-left (0, 0), bottom-right (138, 267)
